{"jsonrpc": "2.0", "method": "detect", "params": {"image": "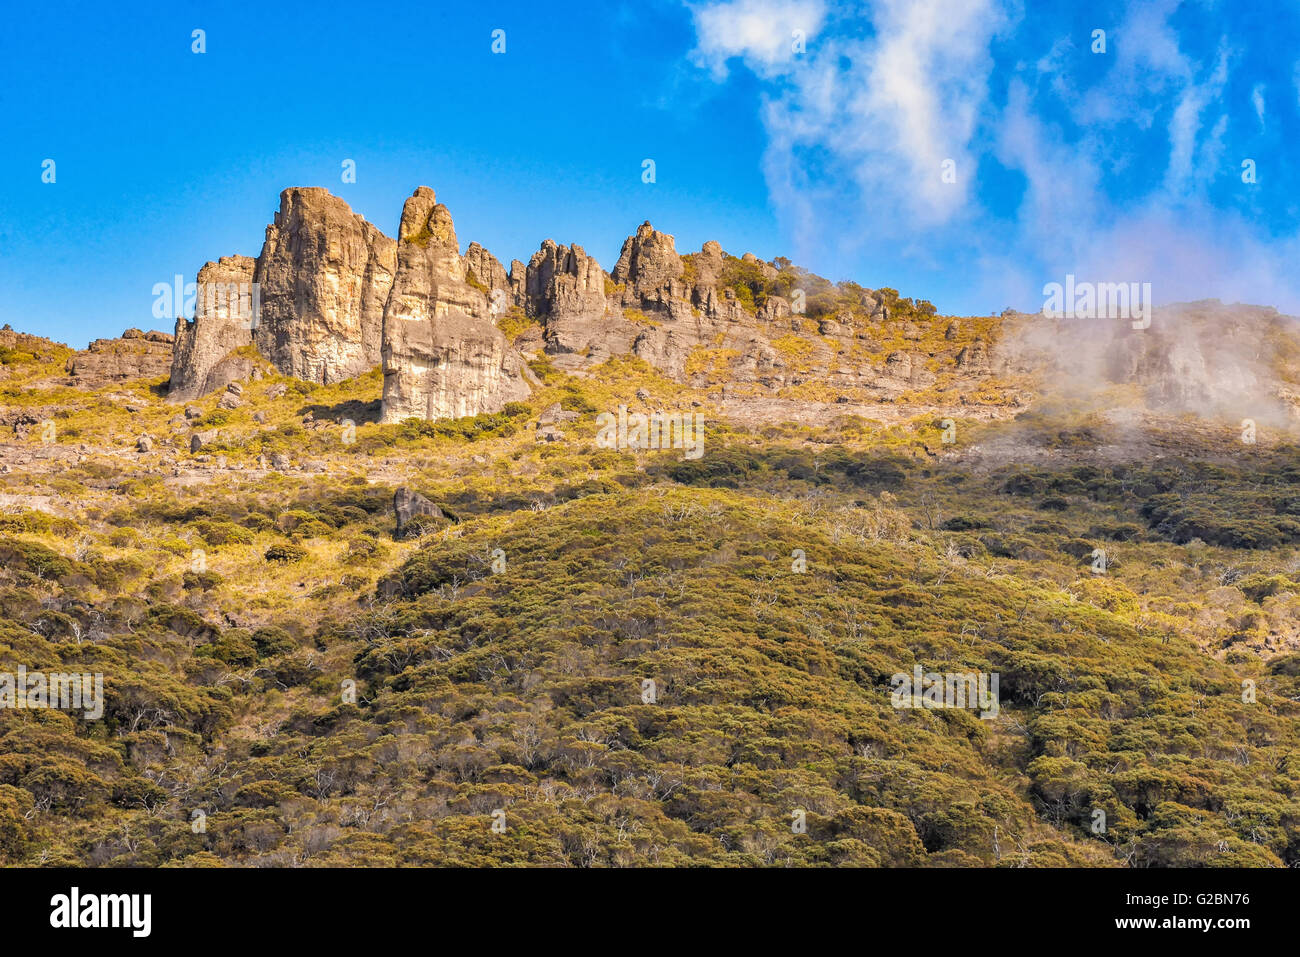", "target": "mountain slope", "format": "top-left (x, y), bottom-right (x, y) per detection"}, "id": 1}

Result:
top-left (2, 338), bottom-right (1300, 865)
